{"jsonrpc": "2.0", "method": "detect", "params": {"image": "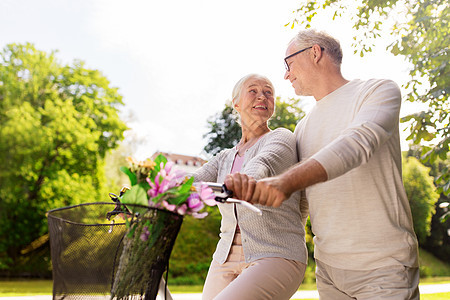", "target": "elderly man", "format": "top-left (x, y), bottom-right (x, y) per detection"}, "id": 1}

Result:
top-left (225, 29), bottom-right (419, 299)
